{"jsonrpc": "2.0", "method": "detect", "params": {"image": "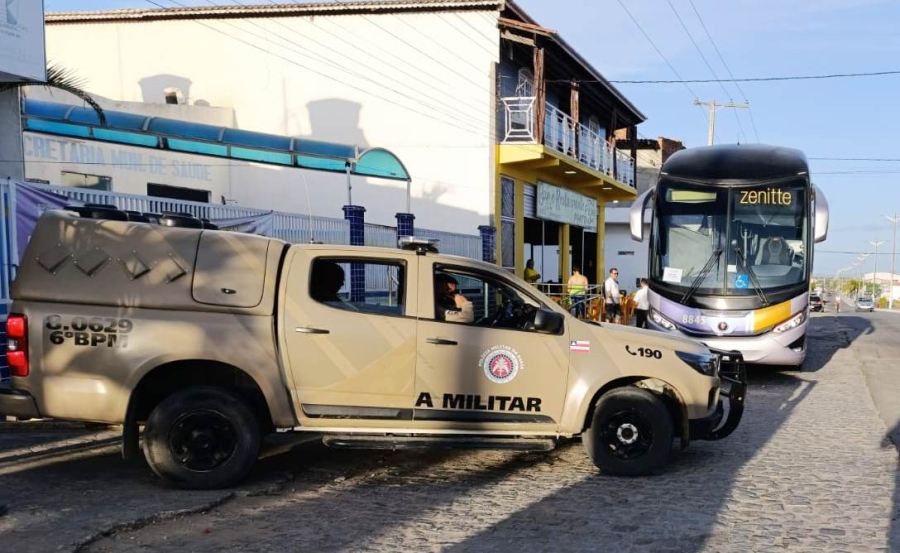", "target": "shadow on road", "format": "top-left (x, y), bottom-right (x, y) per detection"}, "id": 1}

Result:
top-left (795, 314), bottom-right (872, 373)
